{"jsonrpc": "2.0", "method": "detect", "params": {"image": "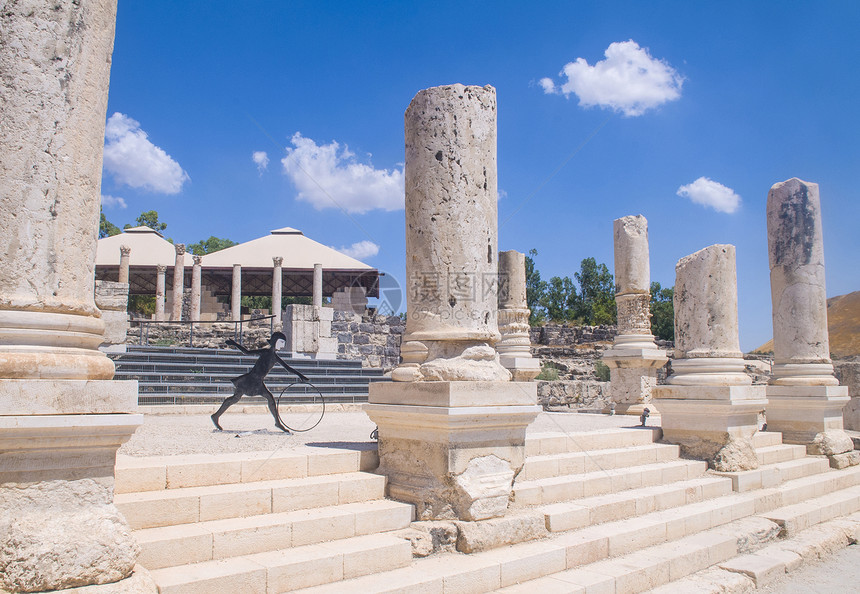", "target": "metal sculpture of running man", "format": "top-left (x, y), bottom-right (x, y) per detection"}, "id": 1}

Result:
top-left (211, 332), bottom-right (308, 433)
